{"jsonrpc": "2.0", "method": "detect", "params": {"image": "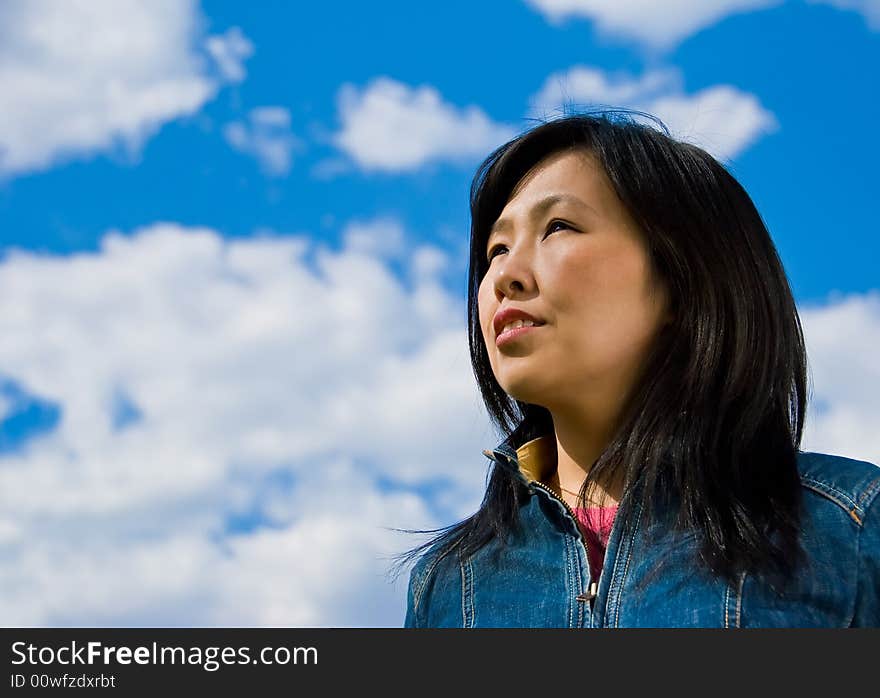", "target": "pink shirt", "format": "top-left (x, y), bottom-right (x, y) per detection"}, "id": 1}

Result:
top-left (573, 505), bottom-right (618, 581)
